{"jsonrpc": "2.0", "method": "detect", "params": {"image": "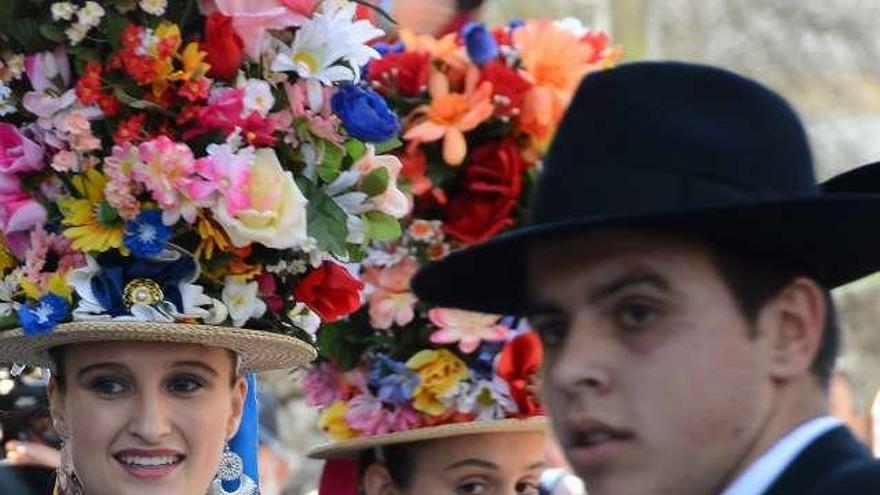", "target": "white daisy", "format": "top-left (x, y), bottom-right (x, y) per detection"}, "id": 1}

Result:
top-left (270, 2), bottom-right (383, 85)
top-left (222, 277), bottom-right (267, 327)
top-left (51, 2), bottom-right (76, 21)
top-left (139, 0), bottom-right (168, 16)
top-left (241, 79), bottom-right (275, 117)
